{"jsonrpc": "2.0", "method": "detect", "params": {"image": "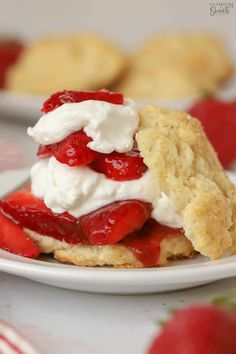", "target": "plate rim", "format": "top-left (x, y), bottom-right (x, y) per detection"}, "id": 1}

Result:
top-left (0, 251), bottom-right (236, 285)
